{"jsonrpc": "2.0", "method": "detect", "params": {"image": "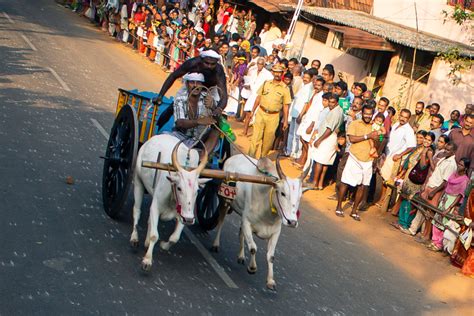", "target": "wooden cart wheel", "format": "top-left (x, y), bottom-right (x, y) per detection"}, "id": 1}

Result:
top-left (102, 105), bottom-right (138, 219)
top-left (196, 179), bottom-right (222, 231)
top-left (196, 136), bottom-right (231, 231)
